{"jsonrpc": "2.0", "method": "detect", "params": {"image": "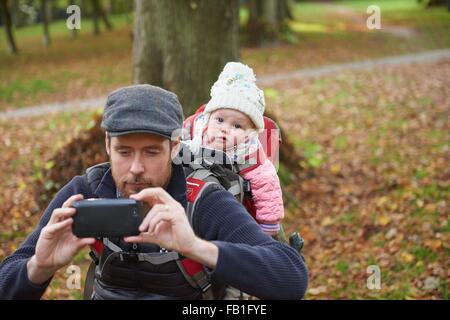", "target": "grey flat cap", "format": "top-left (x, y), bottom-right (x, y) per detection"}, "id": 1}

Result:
top-left (101, 84), bottom-right (184, 139)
